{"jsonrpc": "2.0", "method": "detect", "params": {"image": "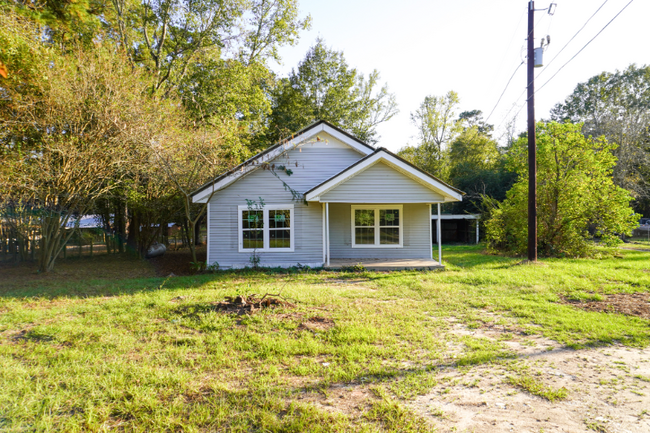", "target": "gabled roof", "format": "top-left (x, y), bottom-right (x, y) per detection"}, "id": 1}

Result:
top-left (304, 147), bottom-right (464, 202)
top-left (191, 120), bottom-right (375, 203)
